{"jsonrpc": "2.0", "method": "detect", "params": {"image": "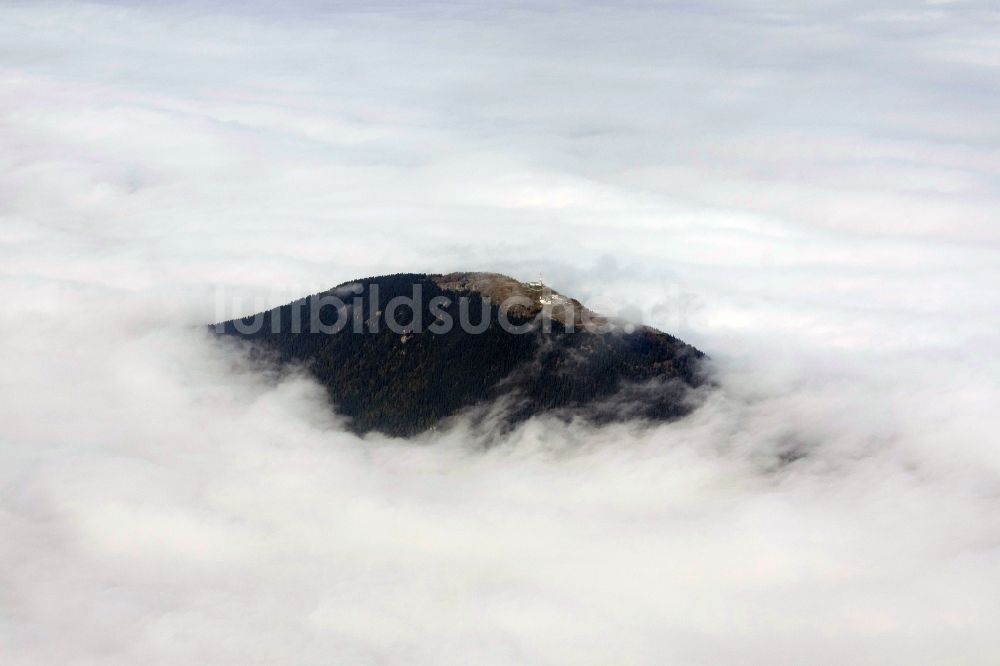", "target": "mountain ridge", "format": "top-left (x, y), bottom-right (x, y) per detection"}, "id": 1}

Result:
top-left (213, 272), bottom-right (708, 437)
